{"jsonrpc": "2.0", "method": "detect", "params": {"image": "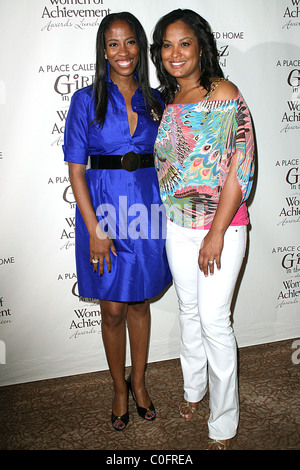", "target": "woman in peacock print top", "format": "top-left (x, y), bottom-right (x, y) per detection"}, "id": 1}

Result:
top-left (151, 9), bottom-right (255, 450)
